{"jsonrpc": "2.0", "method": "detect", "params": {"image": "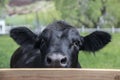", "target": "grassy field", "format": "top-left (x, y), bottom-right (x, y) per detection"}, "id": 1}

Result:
top-left (0, 33), bottom-right (120, 68)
